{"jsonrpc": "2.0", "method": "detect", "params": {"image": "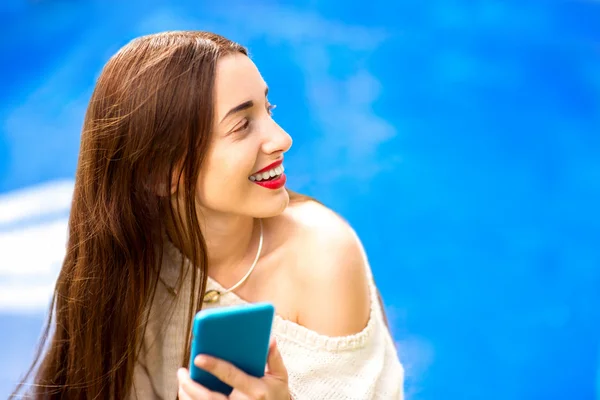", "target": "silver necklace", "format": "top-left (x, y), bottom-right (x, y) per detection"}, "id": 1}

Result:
top-left (202, 219), bottom-right (264, 303)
